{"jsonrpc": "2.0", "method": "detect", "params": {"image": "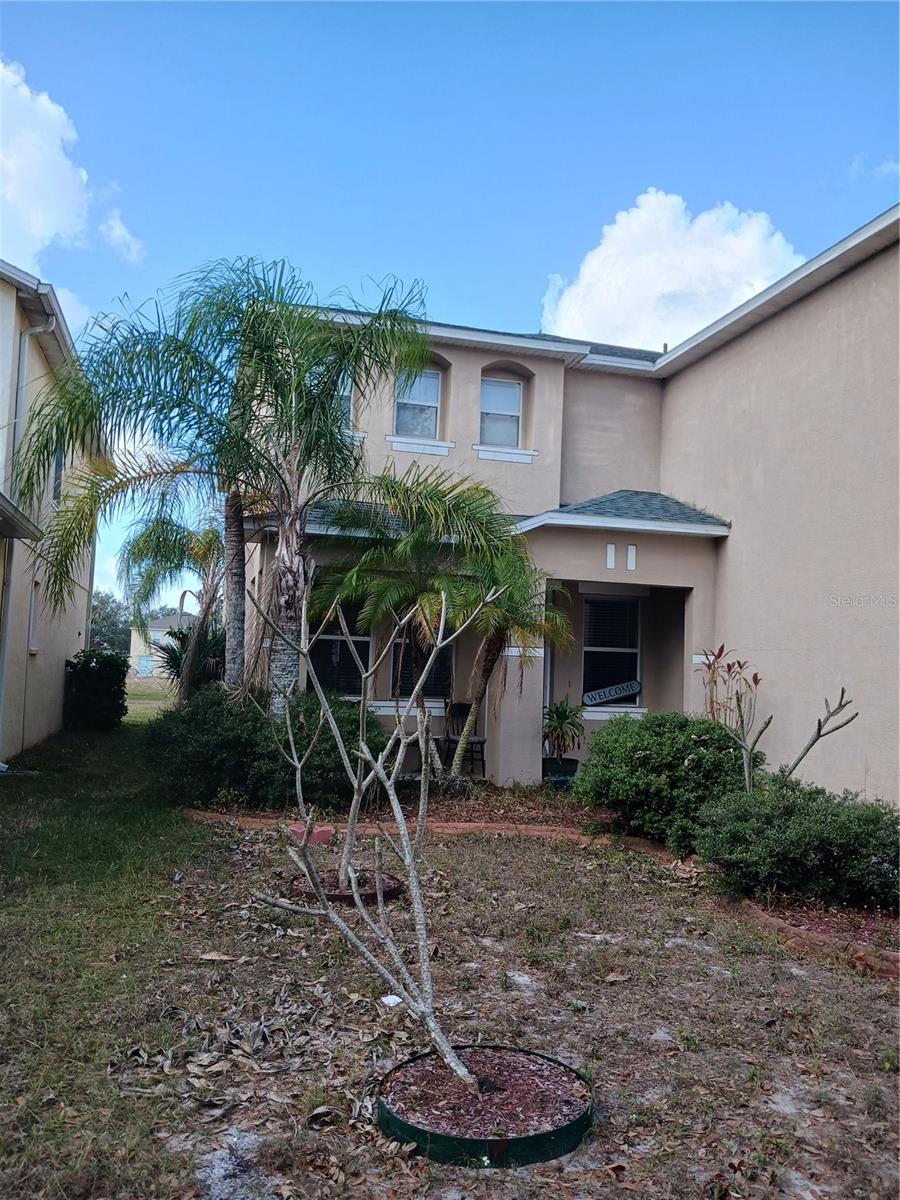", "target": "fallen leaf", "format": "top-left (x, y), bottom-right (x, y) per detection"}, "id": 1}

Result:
top-left (604, 972), bottom-right (631, 984)
top-left (198, 951), bottom-right (238, 962)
